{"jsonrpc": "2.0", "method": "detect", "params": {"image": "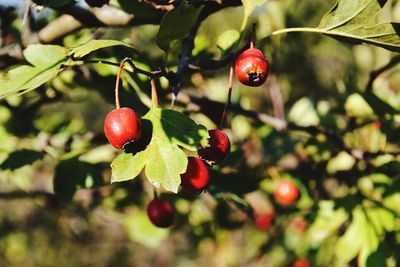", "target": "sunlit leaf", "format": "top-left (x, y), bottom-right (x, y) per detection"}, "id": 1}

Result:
top-left (156, 1), bottom-right (204, 51)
